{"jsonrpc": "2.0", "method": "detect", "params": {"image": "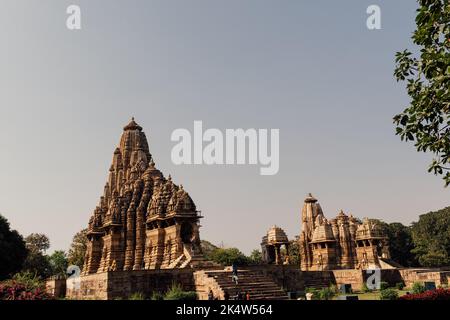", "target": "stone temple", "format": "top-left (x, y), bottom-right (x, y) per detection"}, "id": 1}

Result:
top-left (299, 193), bottom-right (391, 271)
top-left (83, 118), bottom-right (205, 275)
top-left (46, 119), bottom-right (449, 299)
